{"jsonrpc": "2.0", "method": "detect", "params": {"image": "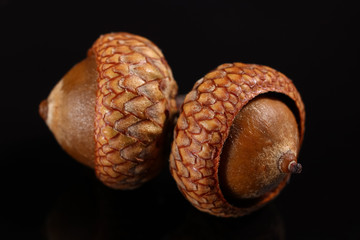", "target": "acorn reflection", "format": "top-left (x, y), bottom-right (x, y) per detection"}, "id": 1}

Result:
top-left (166, 204), bottom-right (285, 240)
top-left (46, 175), bottom-right (285, 240)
